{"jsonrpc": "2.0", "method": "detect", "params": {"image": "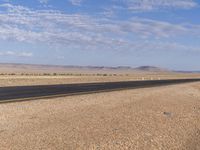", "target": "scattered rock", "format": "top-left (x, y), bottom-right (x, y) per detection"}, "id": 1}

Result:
top-left (163, 112), bottom-right (172, 117)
